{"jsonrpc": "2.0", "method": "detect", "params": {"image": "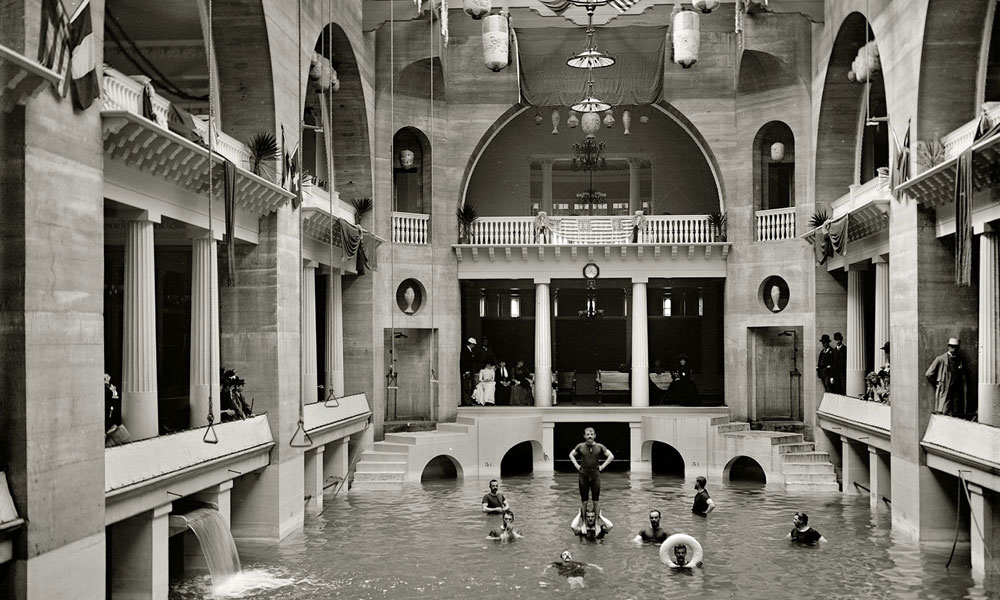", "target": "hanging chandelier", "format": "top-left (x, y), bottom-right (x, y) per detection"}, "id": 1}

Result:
top-left (566, 3), bottom-right (615, 69)
top-left (571, 77), bottom-right (611, 113)
top-left (572, 136), bottom-right (606, 171)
